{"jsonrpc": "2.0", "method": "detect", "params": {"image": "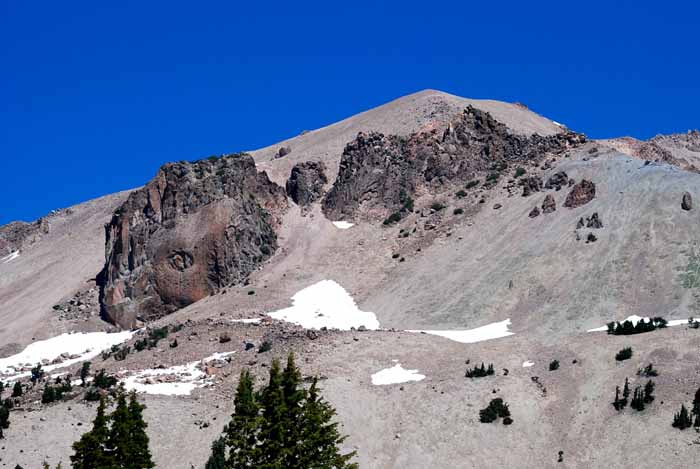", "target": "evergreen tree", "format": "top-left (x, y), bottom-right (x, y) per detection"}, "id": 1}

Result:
top-left (127, 392), bottom-right (155, 469)
top-left (692, 387), bottom-right (700, 418)
top-left (80, 362), bottom-right (91, 387)
top-left (225, 369), bottom-right (260, 468)
top-left (205, 436), bottom-right (226, 469)
top-left (71, 398), bottom-right (112, 469)
top-left (672, 404), bottom-right (693, 430)
top-left (630, 386), bottom-right (645, 411)
top-left (621, 378), bottom-right (630, 408)
top-left (281, 353), bottom-right (306, 468)
top-left (612, 386), bottom-right (622, 411)
top-left (12, 381), bottom-right (22, 397)
top-left (0, 402), bottom-right (10, 439)
top-left (106, 391), bottom-right (131, 464)
top-left (258, 359), bottom-right (286, 468)
top-left (297, 378), bottom-right (358, 469)
top-left (643, 380), bottom-right (655, 404)
top-left (0, 381), bottom-right (4, 397)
